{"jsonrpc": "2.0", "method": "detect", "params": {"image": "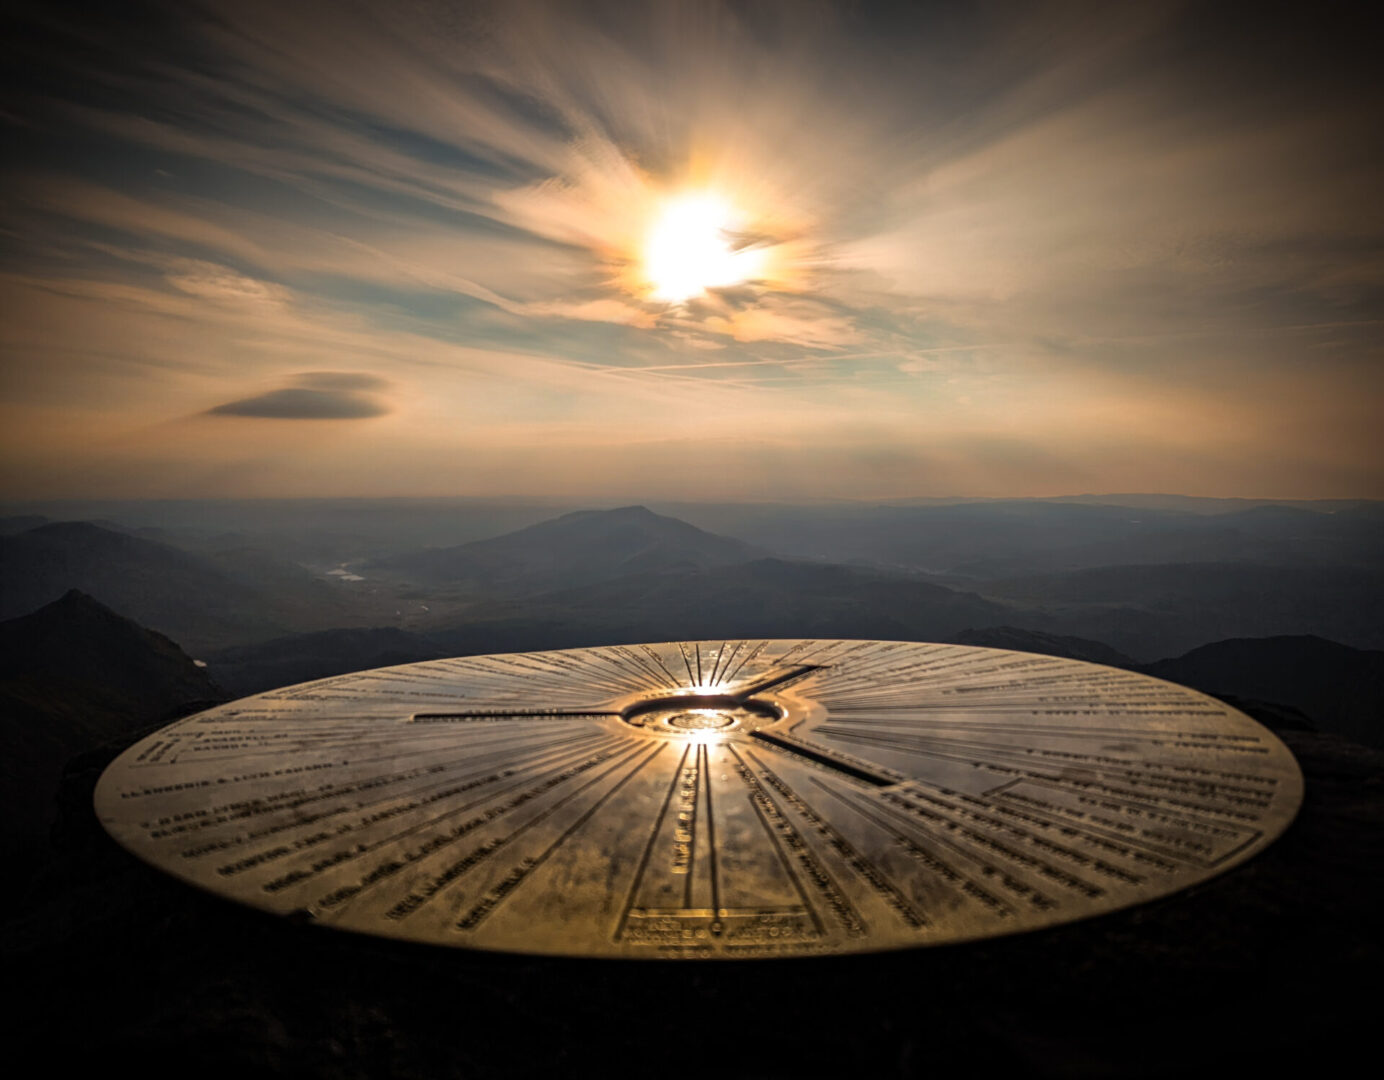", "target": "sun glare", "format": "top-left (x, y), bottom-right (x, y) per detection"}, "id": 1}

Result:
top-left (643, 193), bottom-right (763, 302)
